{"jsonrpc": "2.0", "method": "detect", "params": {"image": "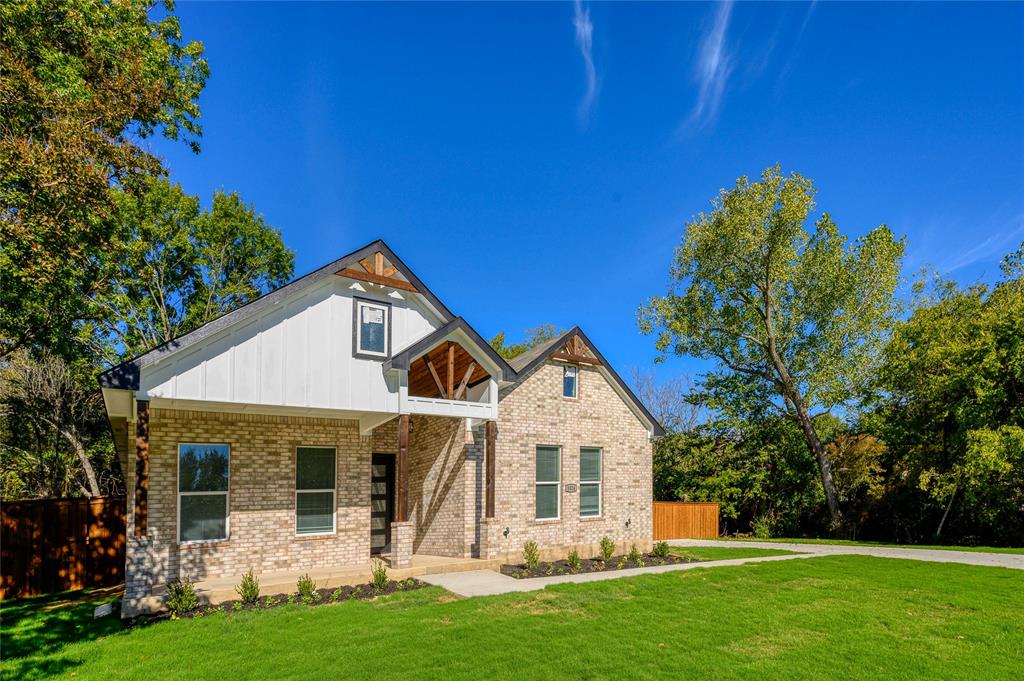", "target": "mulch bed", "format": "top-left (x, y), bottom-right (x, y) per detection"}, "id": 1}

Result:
top-left (138, 578), bottom-right (428, 623)
top-left (501, 552), bottom-right (692, 579)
